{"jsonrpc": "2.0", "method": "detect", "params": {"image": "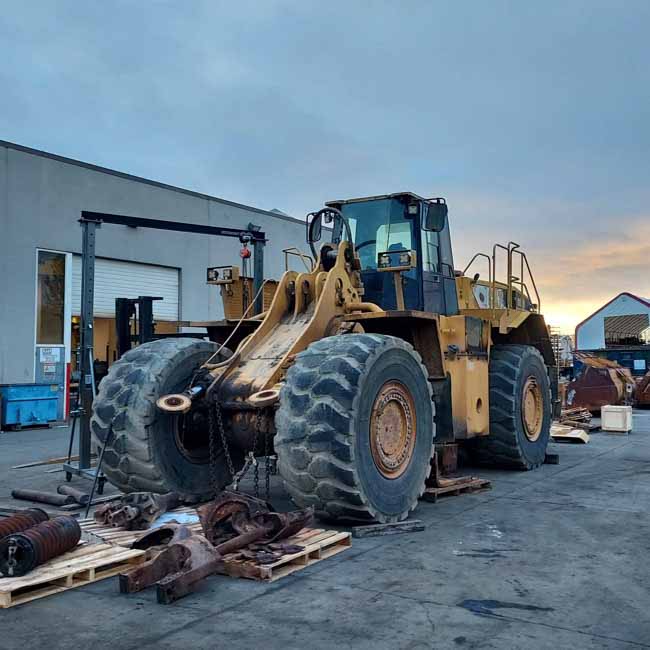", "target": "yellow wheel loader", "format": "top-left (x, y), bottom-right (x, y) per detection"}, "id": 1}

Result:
top-left (91, 193), bottom-right (556, 523)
